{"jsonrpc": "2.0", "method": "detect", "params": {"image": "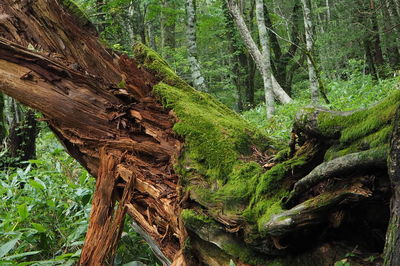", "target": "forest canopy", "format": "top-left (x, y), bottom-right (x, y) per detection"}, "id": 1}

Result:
top-left (0, 0), bottom-right (400, 265)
